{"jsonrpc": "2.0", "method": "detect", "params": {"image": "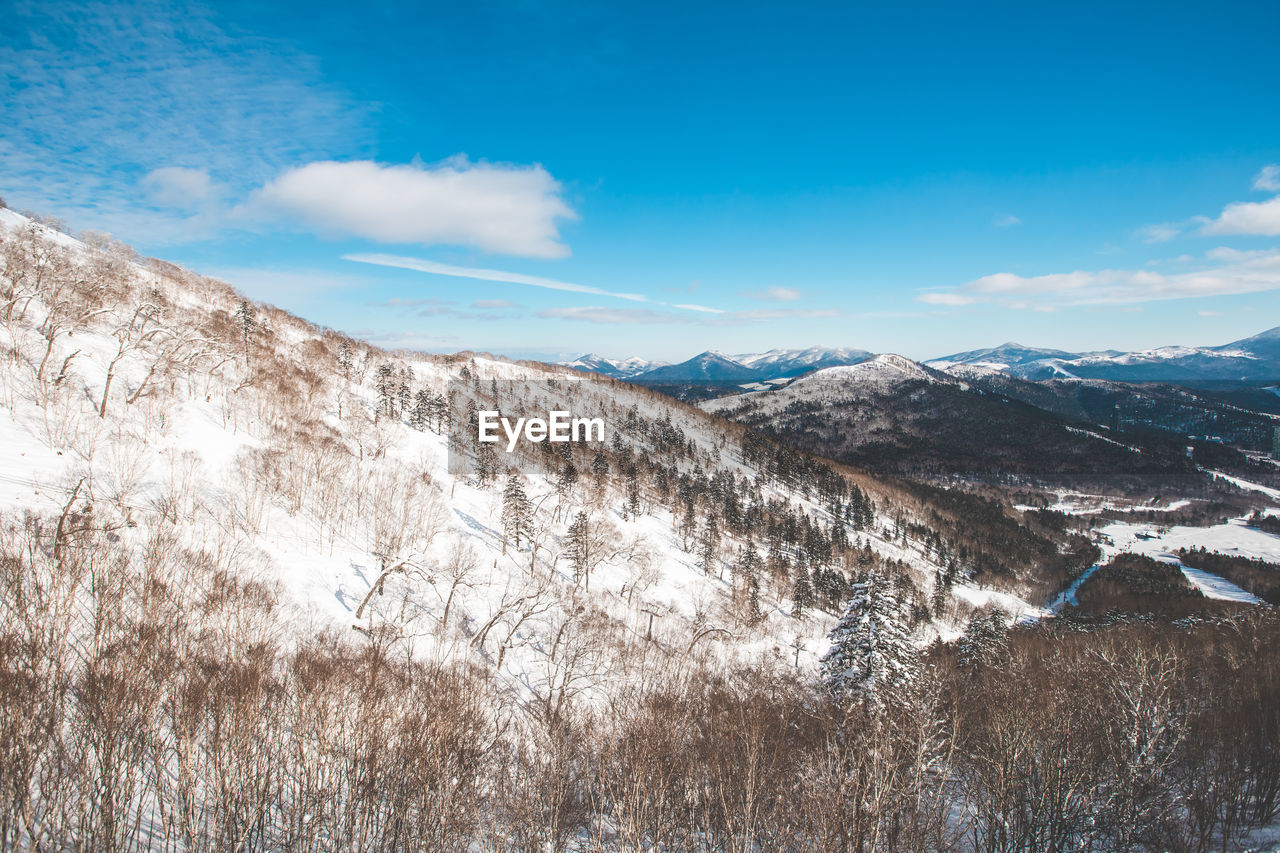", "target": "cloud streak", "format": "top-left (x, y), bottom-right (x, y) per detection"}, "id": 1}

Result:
top-left (742, 285), bottom-right (803, 302)
top-left (537, 305), bottom-right (839, 325)
top-left (344, 253), bottom-right (654, 302)
top-left (917, 248), bottom-right (1280, 308)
